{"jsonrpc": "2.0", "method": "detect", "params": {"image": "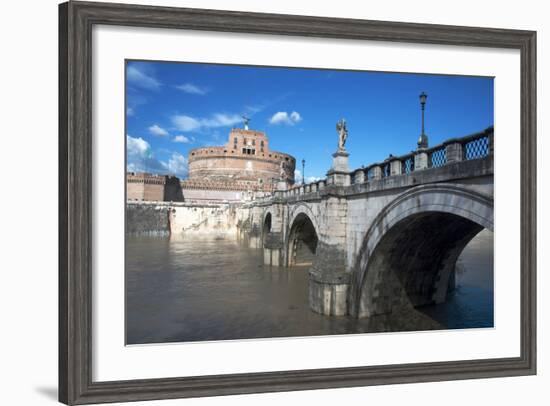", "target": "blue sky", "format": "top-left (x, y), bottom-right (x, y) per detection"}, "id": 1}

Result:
top-left (126, 60), bottom-right (493, 182)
